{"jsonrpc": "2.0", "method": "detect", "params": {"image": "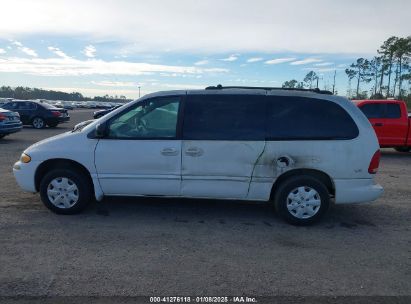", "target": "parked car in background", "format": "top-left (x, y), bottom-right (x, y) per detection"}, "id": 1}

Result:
top-left (13, 86), bottom-right (383, 225)
top-left (93, 105), bottom-right (122, 119)
top-left (354, 99), bottom-right (411, 152)
top-left (2, 100), bottom-right (70, 129)
top-left (0, 108), bottom-right (23, 138)
top-left (61, 101), bottom-right (74, 110)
